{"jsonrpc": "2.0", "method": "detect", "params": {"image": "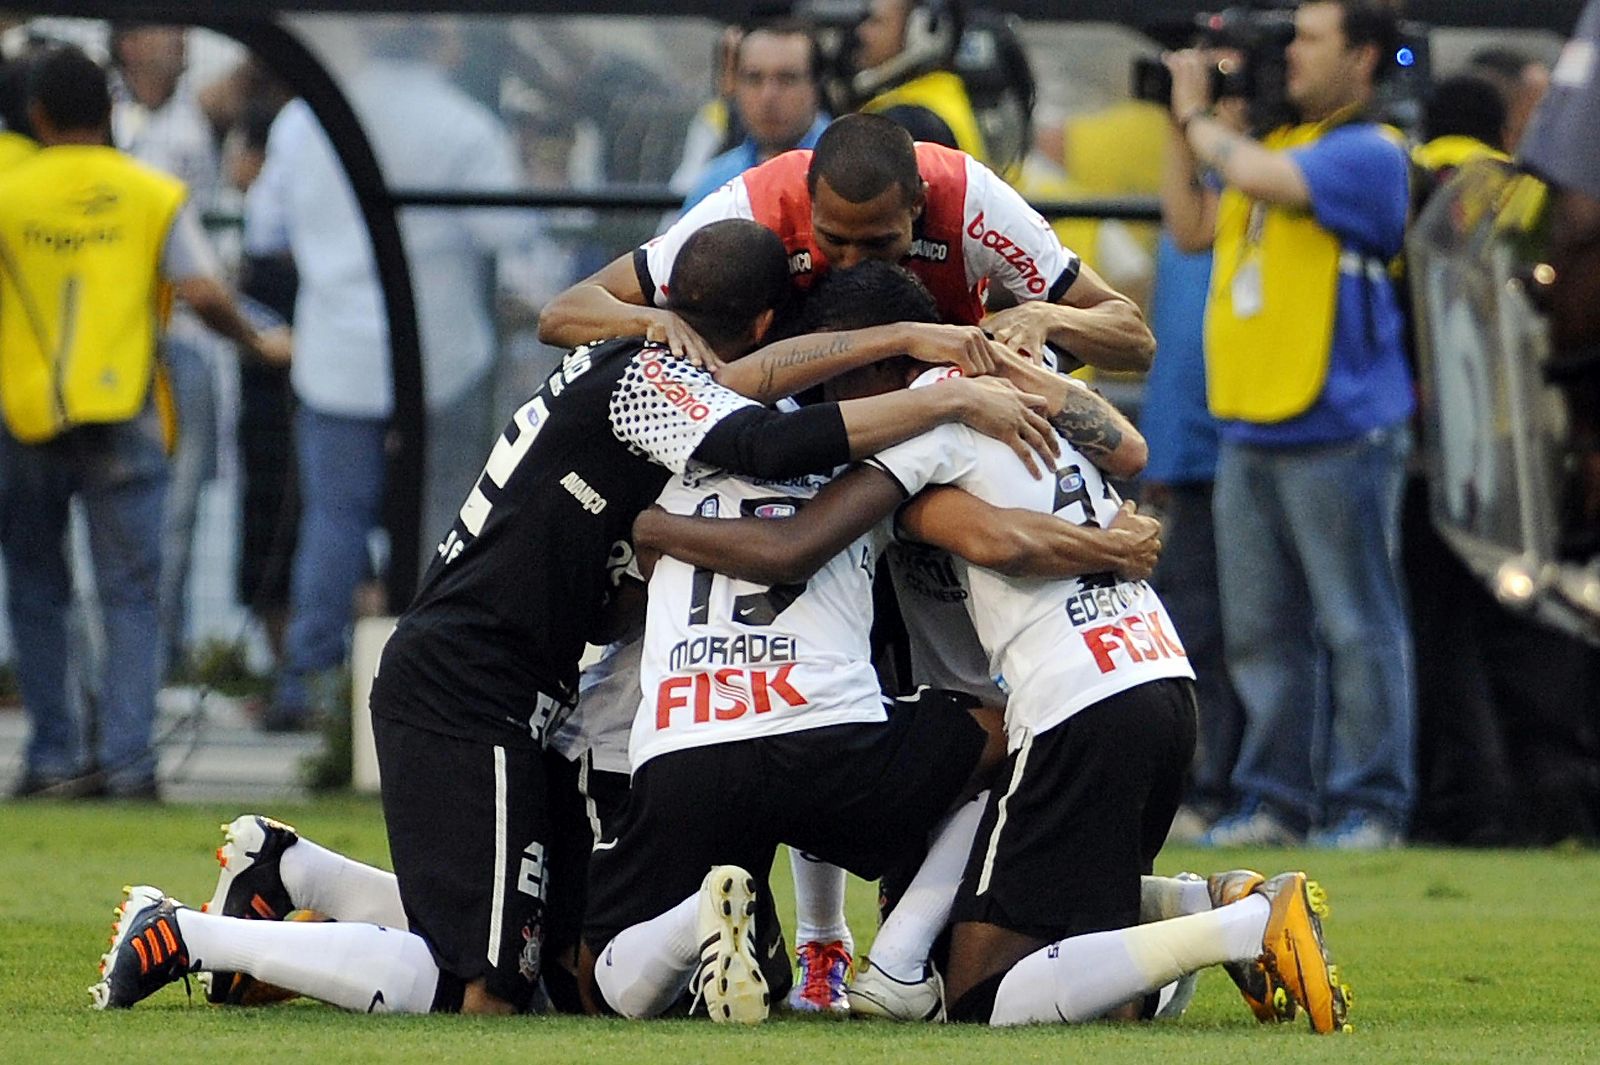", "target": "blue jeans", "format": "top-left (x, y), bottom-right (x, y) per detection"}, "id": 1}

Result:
top-left (0, 416), bottom-right (168, 790)
top-left (274, 406), bottom-right (388, 716)
top-left (157, 333), bottom-right (219, 674)
top-left (1214, 424), bottom-right (1417, 828)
